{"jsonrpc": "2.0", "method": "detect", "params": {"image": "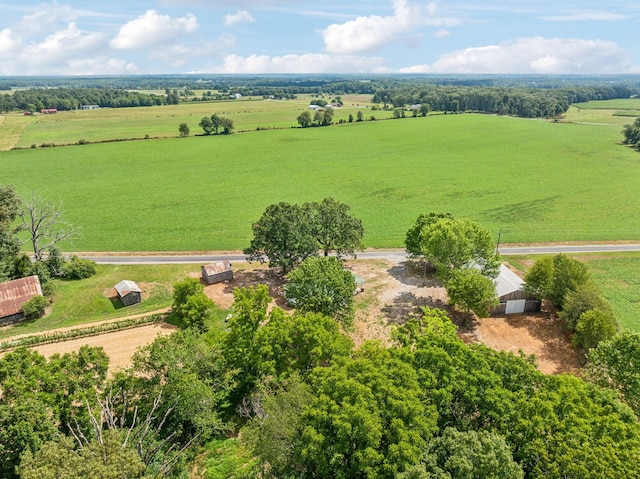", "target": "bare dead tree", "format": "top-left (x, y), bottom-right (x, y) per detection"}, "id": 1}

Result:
top-left (18, 193), bottom-right (79, 261)
top-left (67, 389), bottom-right (198, 478)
